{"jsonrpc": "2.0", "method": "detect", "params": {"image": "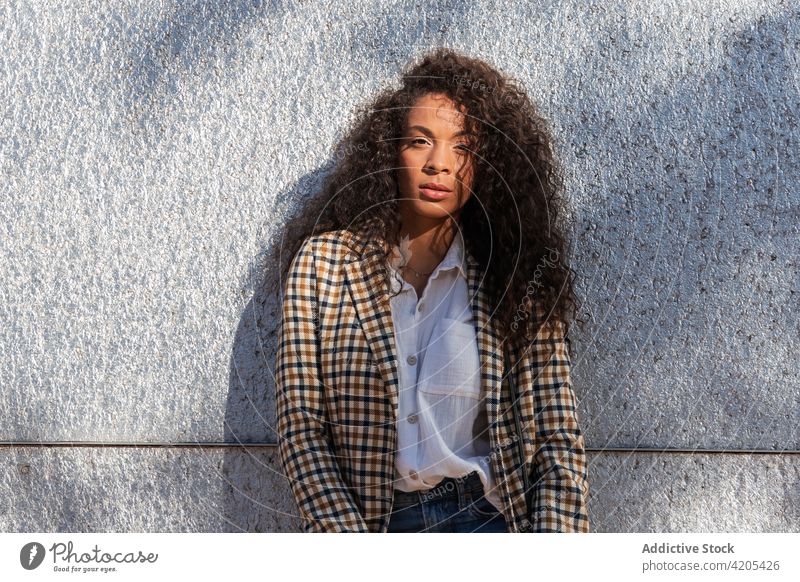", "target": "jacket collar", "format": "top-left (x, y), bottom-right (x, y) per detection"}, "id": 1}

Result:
top-left (340, 216), bottom-right (504, 419)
